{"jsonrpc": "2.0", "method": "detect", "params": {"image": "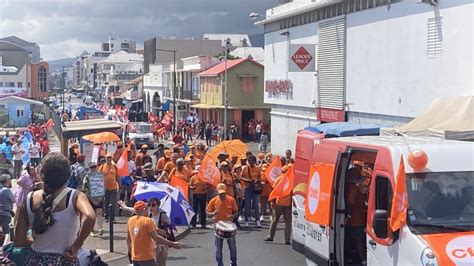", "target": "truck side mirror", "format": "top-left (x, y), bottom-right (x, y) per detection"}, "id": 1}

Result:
top-left (372, 209), bottom-right (388, 239)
